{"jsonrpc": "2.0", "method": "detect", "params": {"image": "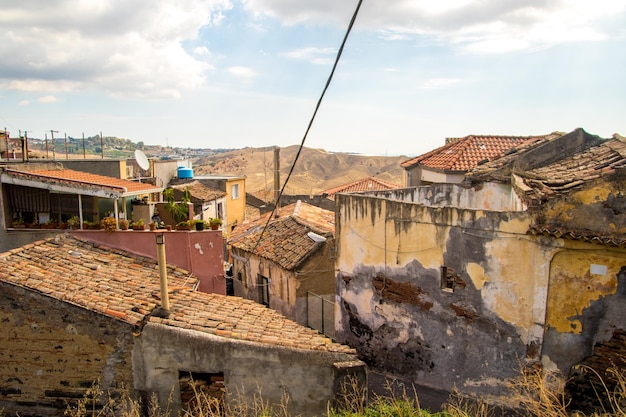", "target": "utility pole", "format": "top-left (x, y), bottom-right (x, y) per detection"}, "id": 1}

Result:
top-left (64, 133), bottom-right (68, 159)
top-left (19, 130), bottom-right (31, 162)
top-left (45, 133), bottom-right (49, 159)
top-left (50, 130), bottom-right (58, 160)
